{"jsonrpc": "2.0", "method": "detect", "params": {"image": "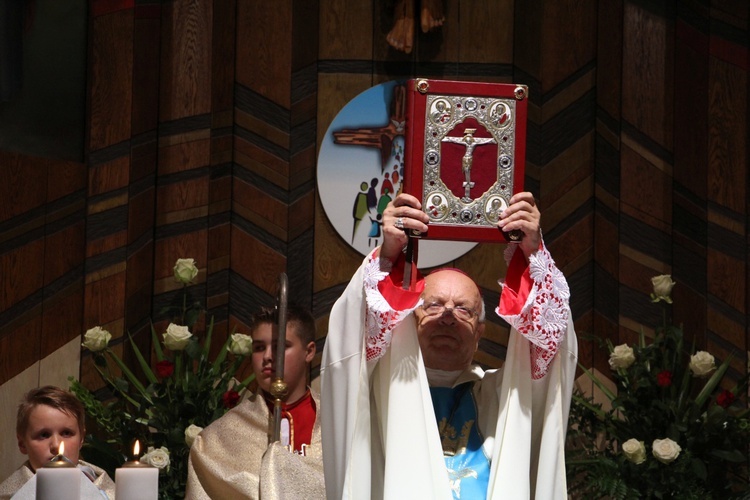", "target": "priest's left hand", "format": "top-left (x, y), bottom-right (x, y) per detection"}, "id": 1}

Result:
top-left (498, 192), bottom-right (541, 259)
